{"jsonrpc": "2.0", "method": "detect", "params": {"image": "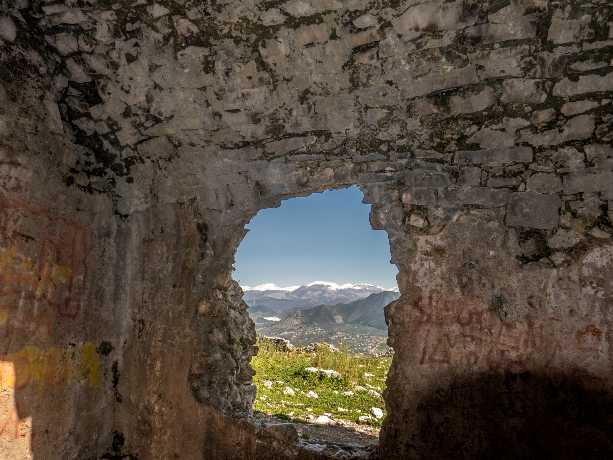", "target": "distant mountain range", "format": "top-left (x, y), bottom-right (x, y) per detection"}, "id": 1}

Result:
top-left (243, 281), bottom-right (396, 314)
top-left (271, 291), bottom-right (399, 331)
top-left (243, 282), bottom-right (400, 354)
